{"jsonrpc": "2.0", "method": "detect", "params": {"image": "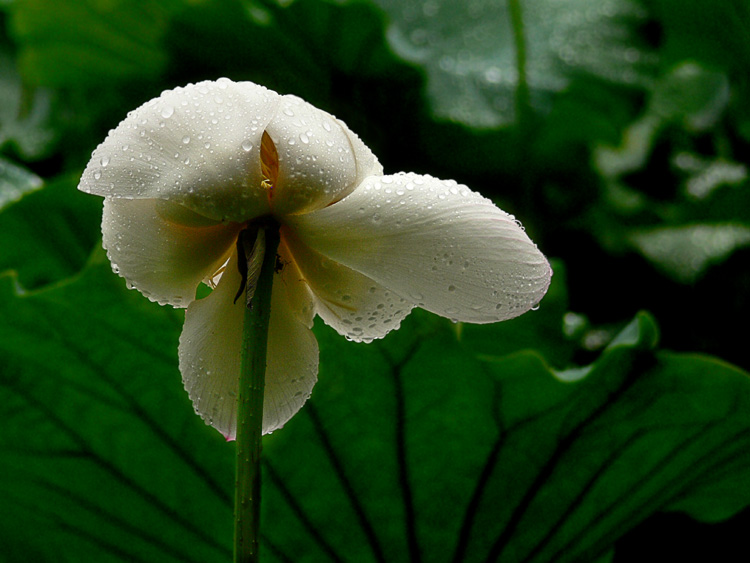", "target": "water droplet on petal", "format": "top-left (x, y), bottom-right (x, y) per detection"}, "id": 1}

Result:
top-left (100, 155), bottom-right (110, 167)
top-left (160, 106), bottom-right (174, 119)
top-left (241, 140), bottom-right (254, 152)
